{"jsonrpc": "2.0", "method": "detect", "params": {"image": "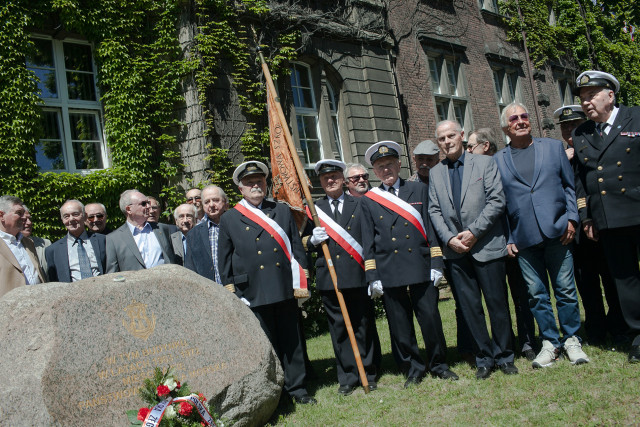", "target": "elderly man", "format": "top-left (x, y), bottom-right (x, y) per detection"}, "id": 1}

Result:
top-left (147, 196), bottom-right (161, 223)
top-left (494, 102), bottom-right (588, 368)
top-left (344, 163), bottom-right (370, 197)
top-left (429, 121), bottom-right (515, 379)
top-left (45, 200), bottom-right (106, 282)
top-left (0, 195), bottom-right (45, 297)
top-left (572, 70), bottom-right (640, 362)
top-left (218, 161), bottom-right (315, 405)
top-left (170, 204), bottom-right (197, 266)
top-left (186, 188), bottom-right (205, 224)
top-left (85, 203), bottom-right (111, 235)
top-left (467, 128), bottom-right (498, 156)
top-left (407, 139), bottom-right (440, 185)
top-left (360, 141), bottom-right (458, 387)
top-left (106, 189), bottom-right (175, 272)
top-left (304, 159), bottom-right (381, 395)
top-left (185, 185), bottom-right (229, 281)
